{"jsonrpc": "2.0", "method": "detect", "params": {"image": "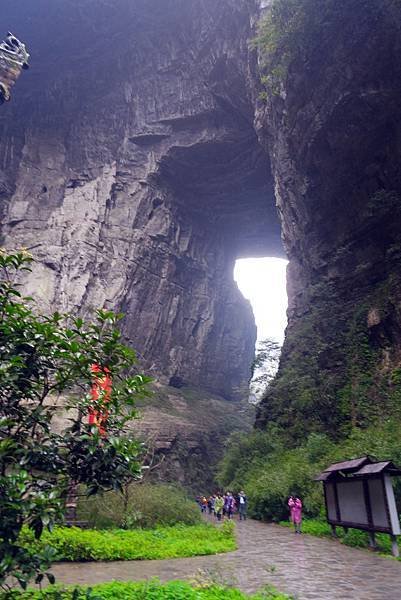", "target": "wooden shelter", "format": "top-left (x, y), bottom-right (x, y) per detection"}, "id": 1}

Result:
top-left (315, 456), bottom-right (401, 556)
